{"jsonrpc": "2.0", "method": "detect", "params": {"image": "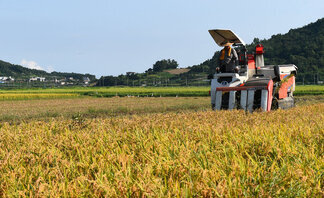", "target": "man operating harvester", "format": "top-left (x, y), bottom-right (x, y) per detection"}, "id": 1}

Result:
top-left (217, 41), bottom-right (238, 73)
